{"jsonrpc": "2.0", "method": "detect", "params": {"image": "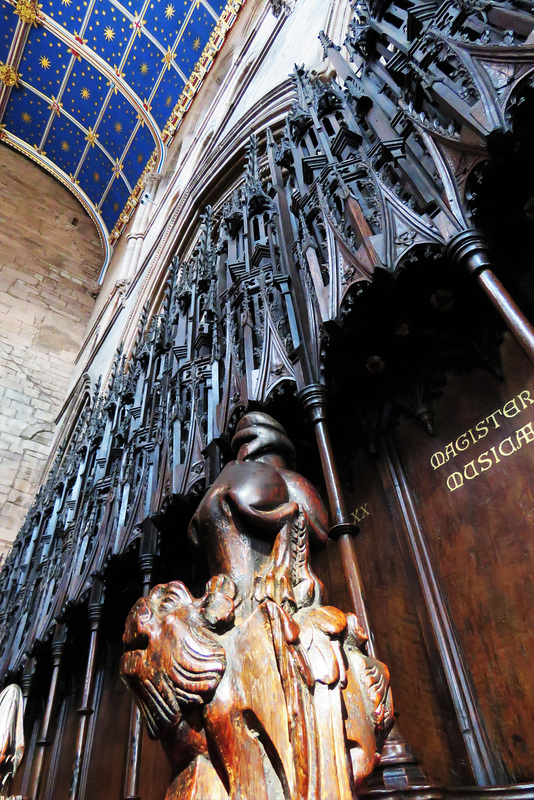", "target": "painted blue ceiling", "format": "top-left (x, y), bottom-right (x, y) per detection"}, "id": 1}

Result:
top-left (0, 0), bottom-right (242, 276)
